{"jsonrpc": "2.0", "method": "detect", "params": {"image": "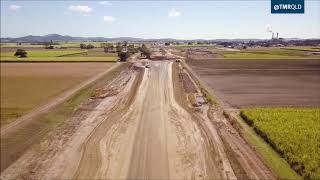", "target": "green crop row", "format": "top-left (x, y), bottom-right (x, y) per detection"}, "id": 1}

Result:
top-left (240, 108), bottom-right (320, 179)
